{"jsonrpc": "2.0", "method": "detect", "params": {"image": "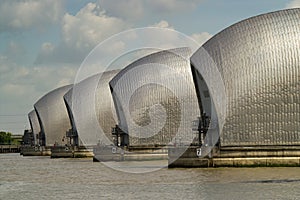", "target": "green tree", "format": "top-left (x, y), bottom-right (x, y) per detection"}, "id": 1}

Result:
top-left (0, 131), bottom-right (12, 144)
